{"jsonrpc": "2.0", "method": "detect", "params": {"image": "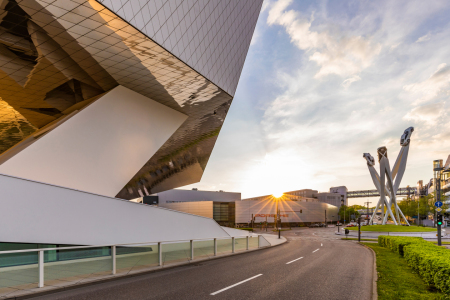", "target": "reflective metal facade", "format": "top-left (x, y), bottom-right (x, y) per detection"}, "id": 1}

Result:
top-left (97, 0), bottom-right (262, 96)
top-left (0, 0), bottom-right (262, 199)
